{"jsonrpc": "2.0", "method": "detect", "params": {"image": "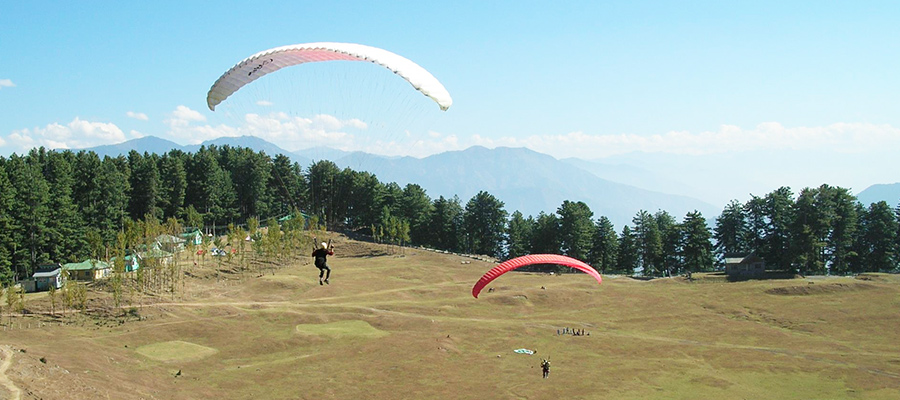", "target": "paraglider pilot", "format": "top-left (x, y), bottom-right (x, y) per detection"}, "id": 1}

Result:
top-left (541, 359), bottom-right (550, 379)
top-left (312, 241), bottom-right (334, 285)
